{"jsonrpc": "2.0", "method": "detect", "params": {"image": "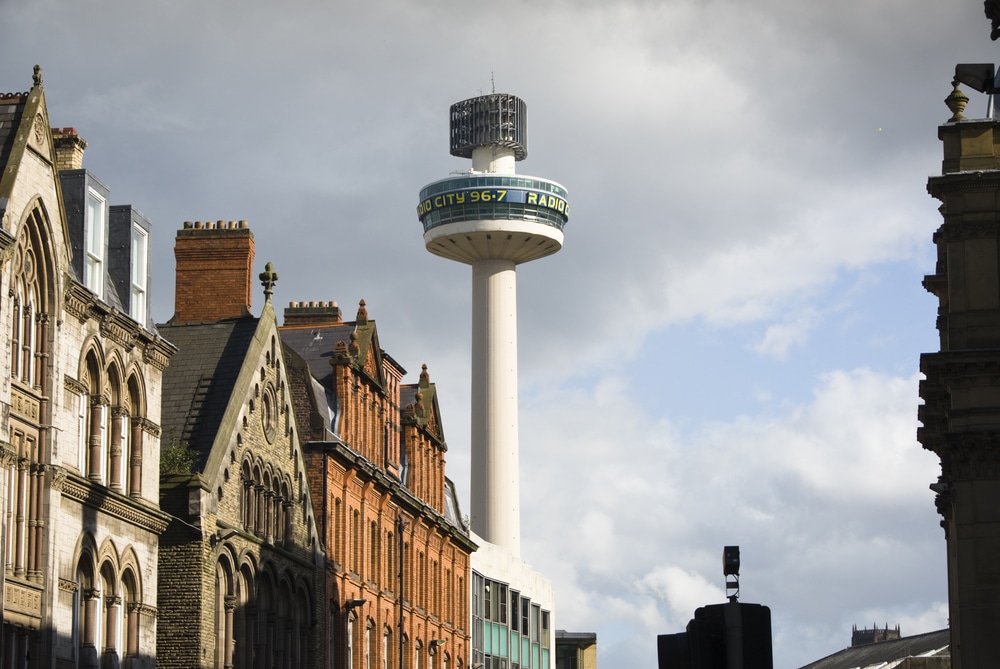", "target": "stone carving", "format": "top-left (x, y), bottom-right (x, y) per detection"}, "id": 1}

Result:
top-left (988, 0), bottom-right (1000, 40)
